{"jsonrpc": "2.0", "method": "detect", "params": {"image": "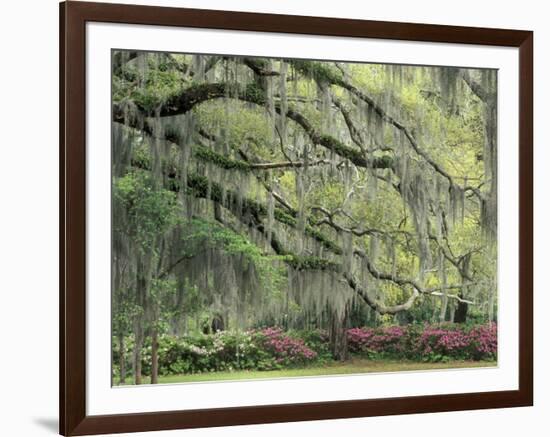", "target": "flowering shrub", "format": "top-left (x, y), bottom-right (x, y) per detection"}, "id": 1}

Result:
top-left (113, 323), bottom-right (496, 379)
top-left (348, 326), bottom-right (406, 355)
top-left (292, 329), bottom-right (332, 361)
top-left (123, 329), bottom-right (320, 376)
top-left (416, 325), bottom-right (469, 359)
top-left (154, 331), bottom-right (276, 374)
top-left (347, 323), bottom-right (497, 361)
top-left (254, 327), bottom-right (317, 366)
top-left (465, 323), bottom-right (498, 360)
